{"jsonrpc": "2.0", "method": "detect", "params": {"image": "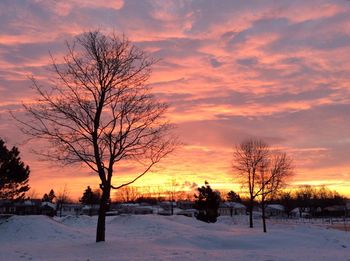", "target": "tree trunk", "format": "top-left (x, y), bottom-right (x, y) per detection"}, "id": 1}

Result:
top-left (96, 186), bottom-right (110, 242)
top-left (249, 199), bottom-right (253, 228)
top-left (262, 203), bottom-right (267, 233)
